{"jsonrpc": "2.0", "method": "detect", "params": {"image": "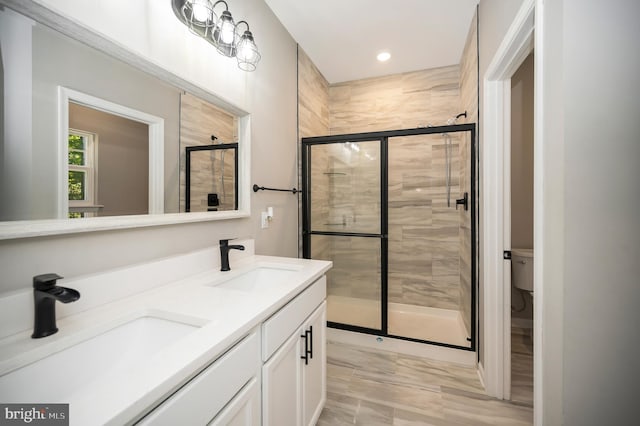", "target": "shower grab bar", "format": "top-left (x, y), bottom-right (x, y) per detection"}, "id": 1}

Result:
top-left (252, 184), bottom-right (298, 194)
